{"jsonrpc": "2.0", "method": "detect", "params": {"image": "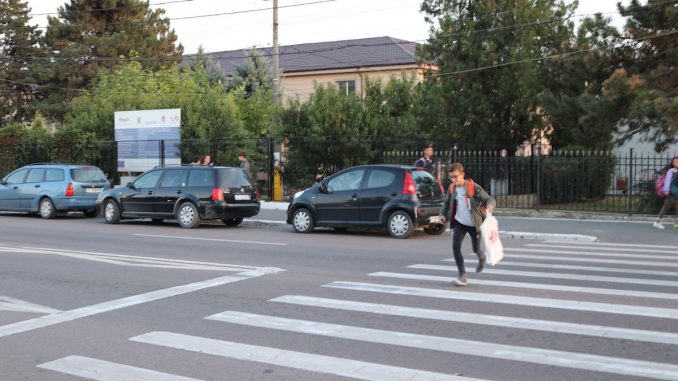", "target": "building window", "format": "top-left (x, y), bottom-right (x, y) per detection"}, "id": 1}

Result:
top-left (336, 80), bottom-right (356, 95)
